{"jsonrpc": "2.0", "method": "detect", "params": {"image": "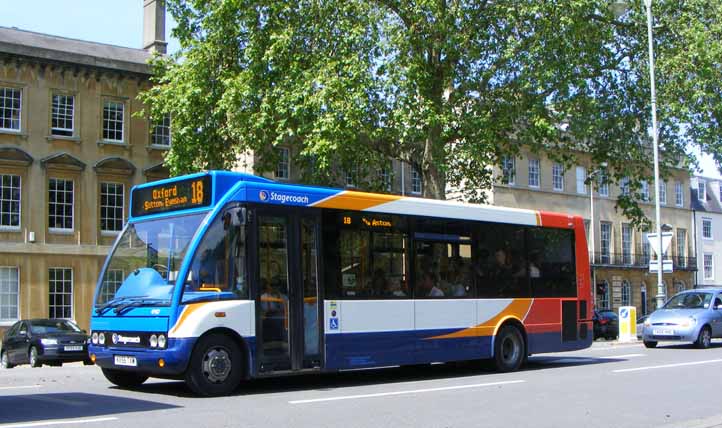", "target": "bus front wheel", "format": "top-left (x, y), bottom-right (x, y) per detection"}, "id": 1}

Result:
top-left (493, 325), bottom-right (526, 372)
top-left (101, 368), bottom-right (149, 388)
top-left (185, 333), bottom-right (243, 397)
